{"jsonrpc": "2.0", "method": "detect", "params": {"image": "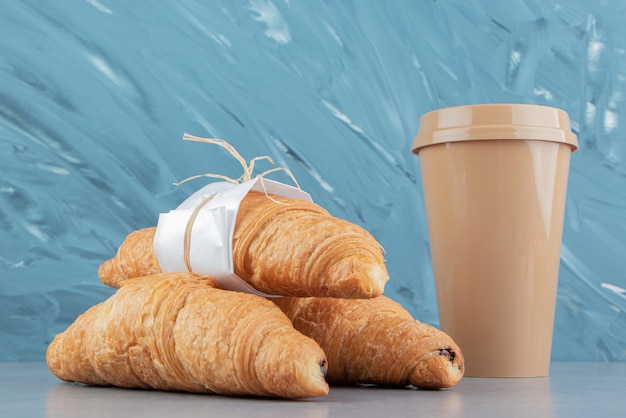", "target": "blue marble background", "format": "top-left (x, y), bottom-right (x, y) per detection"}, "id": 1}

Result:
top-left (1, 0), bottom-right (625, 362)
